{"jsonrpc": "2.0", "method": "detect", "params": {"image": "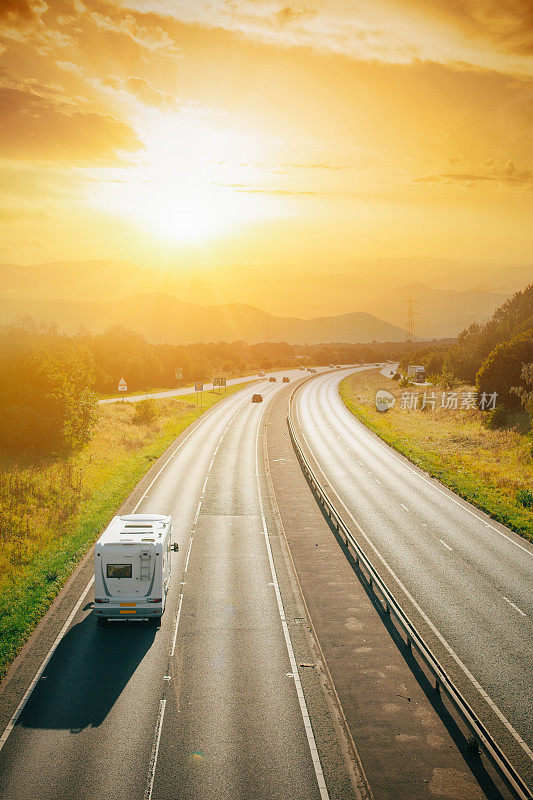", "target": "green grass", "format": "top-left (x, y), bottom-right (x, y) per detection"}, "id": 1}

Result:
top-left (0, 384), bottom-right (248, 681)
top-left (339, 371), bottom-right (533, 543)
